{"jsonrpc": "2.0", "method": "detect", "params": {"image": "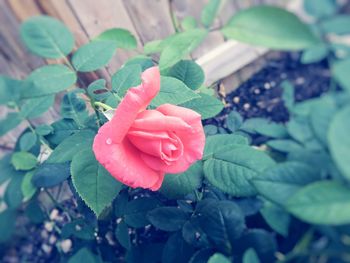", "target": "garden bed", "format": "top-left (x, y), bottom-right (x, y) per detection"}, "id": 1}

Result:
top-left (1, 52), bottom-right (333, 263)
